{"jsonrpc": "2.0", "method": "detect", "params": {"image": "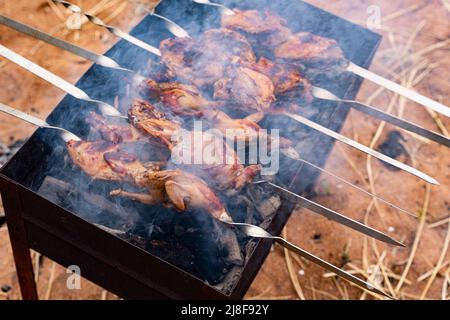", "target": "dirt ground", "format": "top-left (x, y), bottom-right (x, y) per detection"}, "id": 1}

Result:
top-left (0, 0), bottom-right (449, 300)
